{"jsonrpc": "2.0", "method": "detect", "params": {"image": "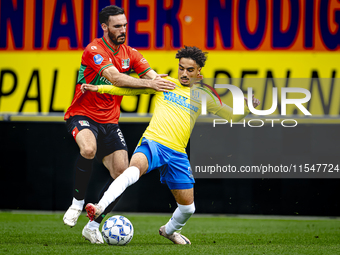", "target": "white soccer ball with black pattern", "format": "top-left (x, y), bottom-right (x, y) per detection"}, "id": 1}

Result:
top-left (101, 215), bottom-right (134, 245)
